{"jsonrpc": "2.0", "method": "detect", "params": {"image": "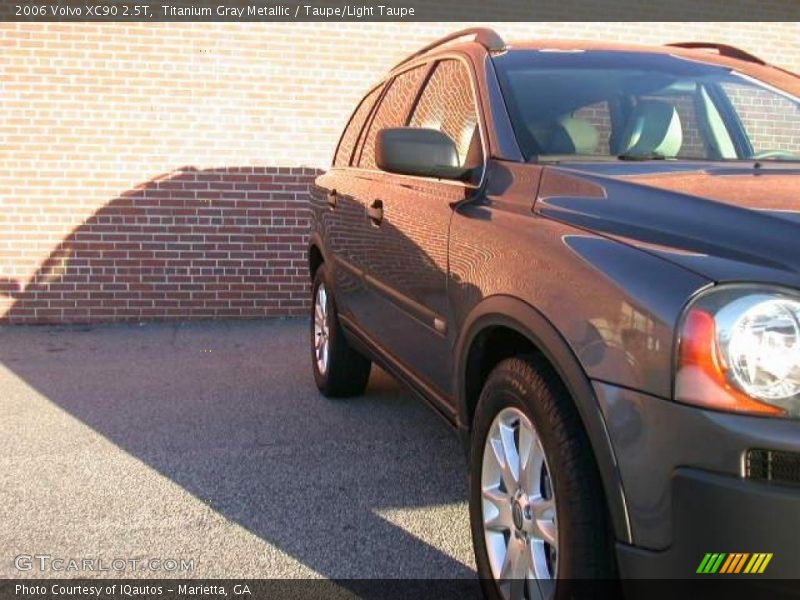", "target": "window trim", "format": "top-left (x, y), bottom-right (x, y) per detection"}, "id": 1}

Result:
top-left (407, 58), bottom-right (485, 171)
top-left (331, 80), bottom-right (386, 169)
top-left (350, 76), bottom-right (394, 169)
top-left (706, 81), bottom-right (752, 158)
top-left (347, 52), bottom-right (489, 190)
top-left (353, 61), bottom-right (432, 169)
top-left (404, 62), bottom-right (435, 127)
